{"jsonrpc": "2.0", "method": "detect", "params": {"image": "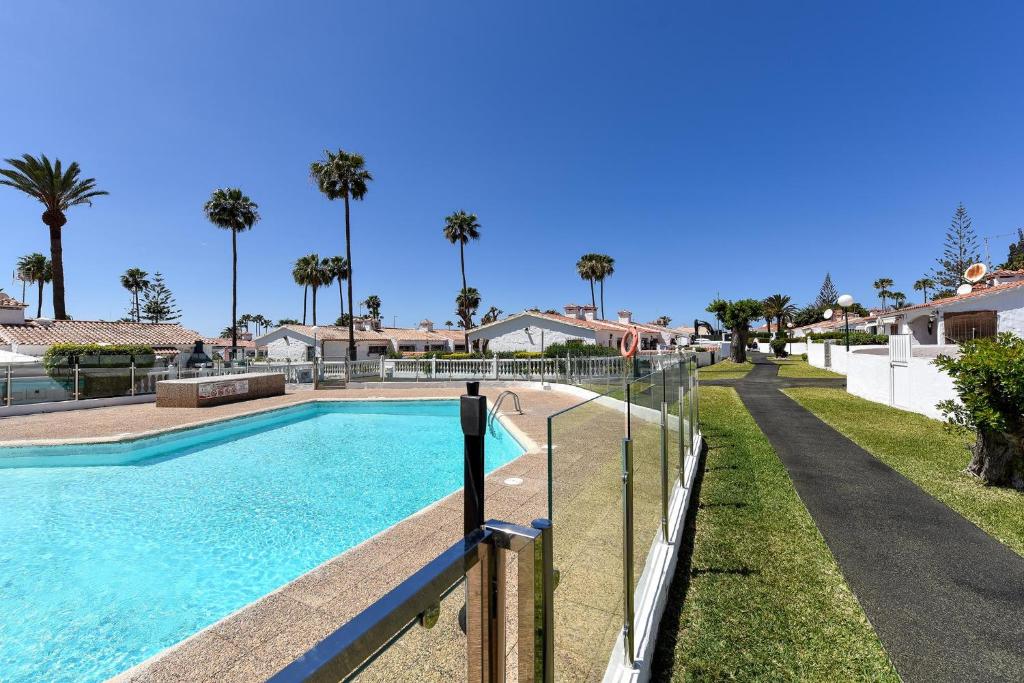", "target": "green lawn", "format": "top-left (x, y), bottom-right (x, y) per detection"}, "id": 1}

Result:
top-left (785, 387), bottom-right (1024, 556)
top-left (697, 360), bottom-right (753, 380)
top-left (652, 387), bottom-right (896, 681)
top-left (771, 357), bottom-right (843, 379)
